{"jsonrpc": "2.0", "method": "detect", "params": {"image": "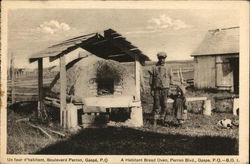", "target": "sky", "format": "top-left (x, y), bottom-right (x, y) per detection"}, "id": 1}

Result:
top-left (8, 9), bottom-right (239, 68)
